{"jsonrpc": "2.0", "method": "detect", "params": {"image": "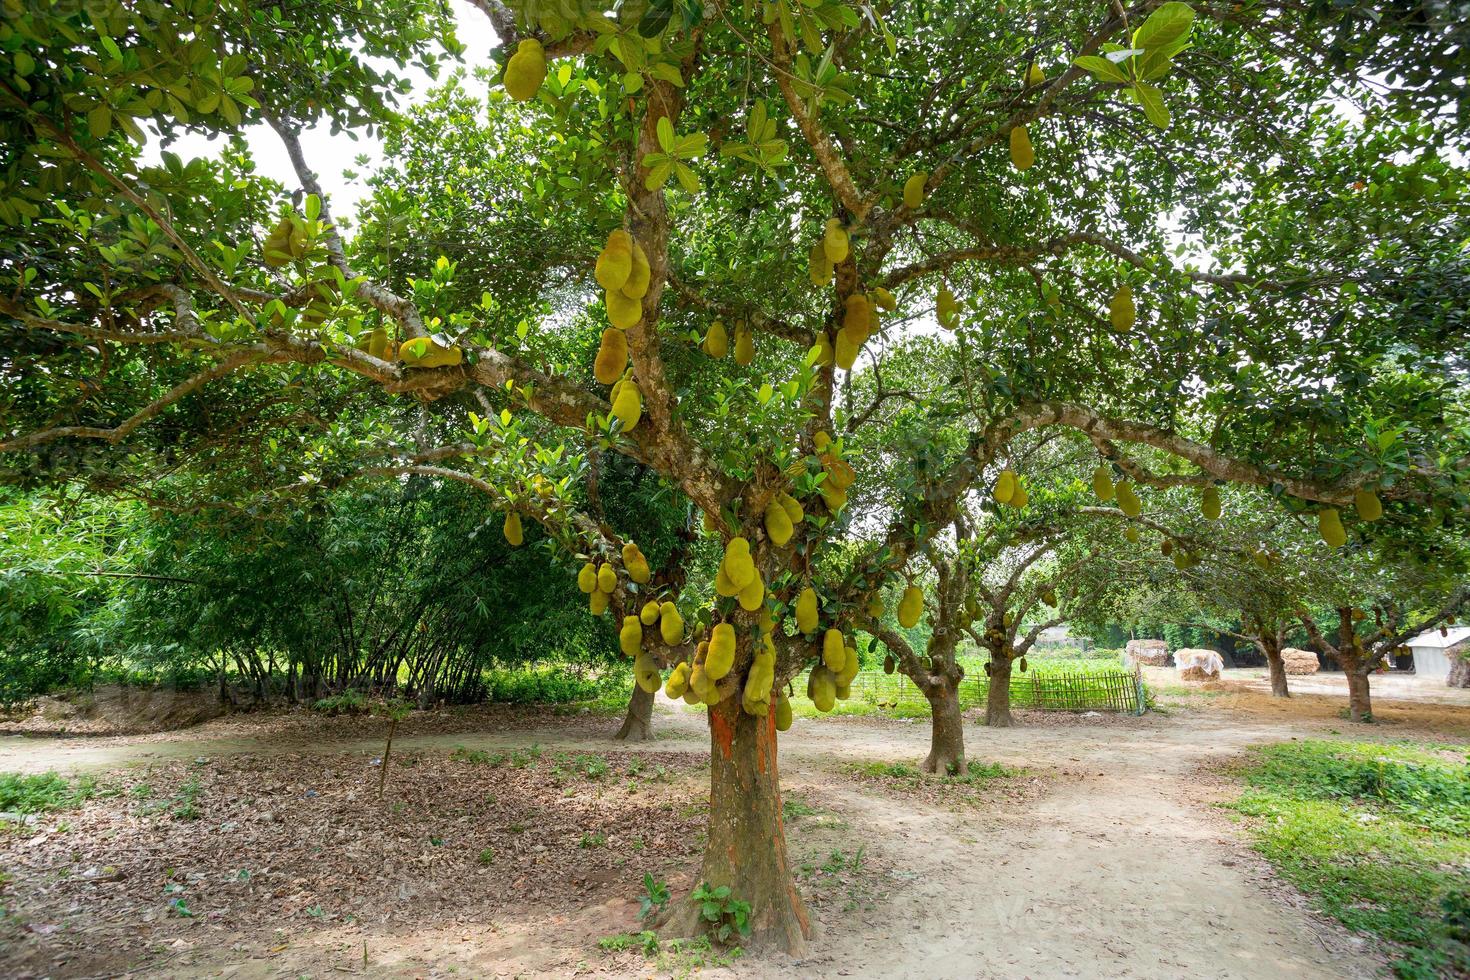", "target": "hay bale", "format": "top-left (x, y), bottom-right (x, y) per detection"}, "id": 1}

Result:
top-left (1280, 647), bottom-right (1320, 675)
top-left (1173, 648), bottom-right (1223, 681)
top-left (1124, 639), bottom-right (1170, 667)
